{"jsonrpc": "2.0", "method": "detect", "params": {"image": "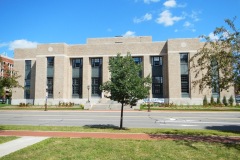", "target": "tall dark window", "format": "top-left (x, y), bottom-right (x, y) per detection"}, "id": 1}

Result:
top-left (211, 59), bottom-right (219, 98)
top-left (133, 57), bottom-right (142, 77)
top-left (24, 60), bottom-right (31, 99)
top-left (72, 58), bottom-right (83, 98)
top-left (91, 58), bottom-right (102, 97)
top-left (151, 56), bottom-right (163, 98)
top-left (180, 53), bottom-right (189, 97)
top-left (47, 57), bottom-right (54, 98)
